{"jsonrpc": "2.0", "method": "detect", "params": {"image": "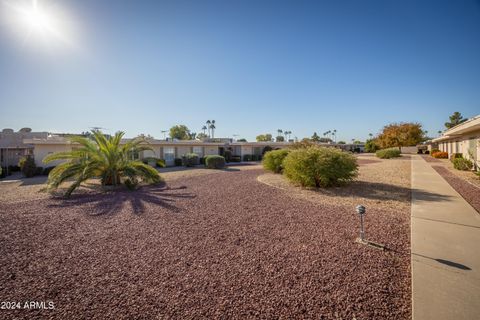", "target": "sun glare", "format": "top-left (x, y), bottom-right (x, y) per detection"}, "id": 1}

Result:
top-left (1, 0), bottom-right (78, 49)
